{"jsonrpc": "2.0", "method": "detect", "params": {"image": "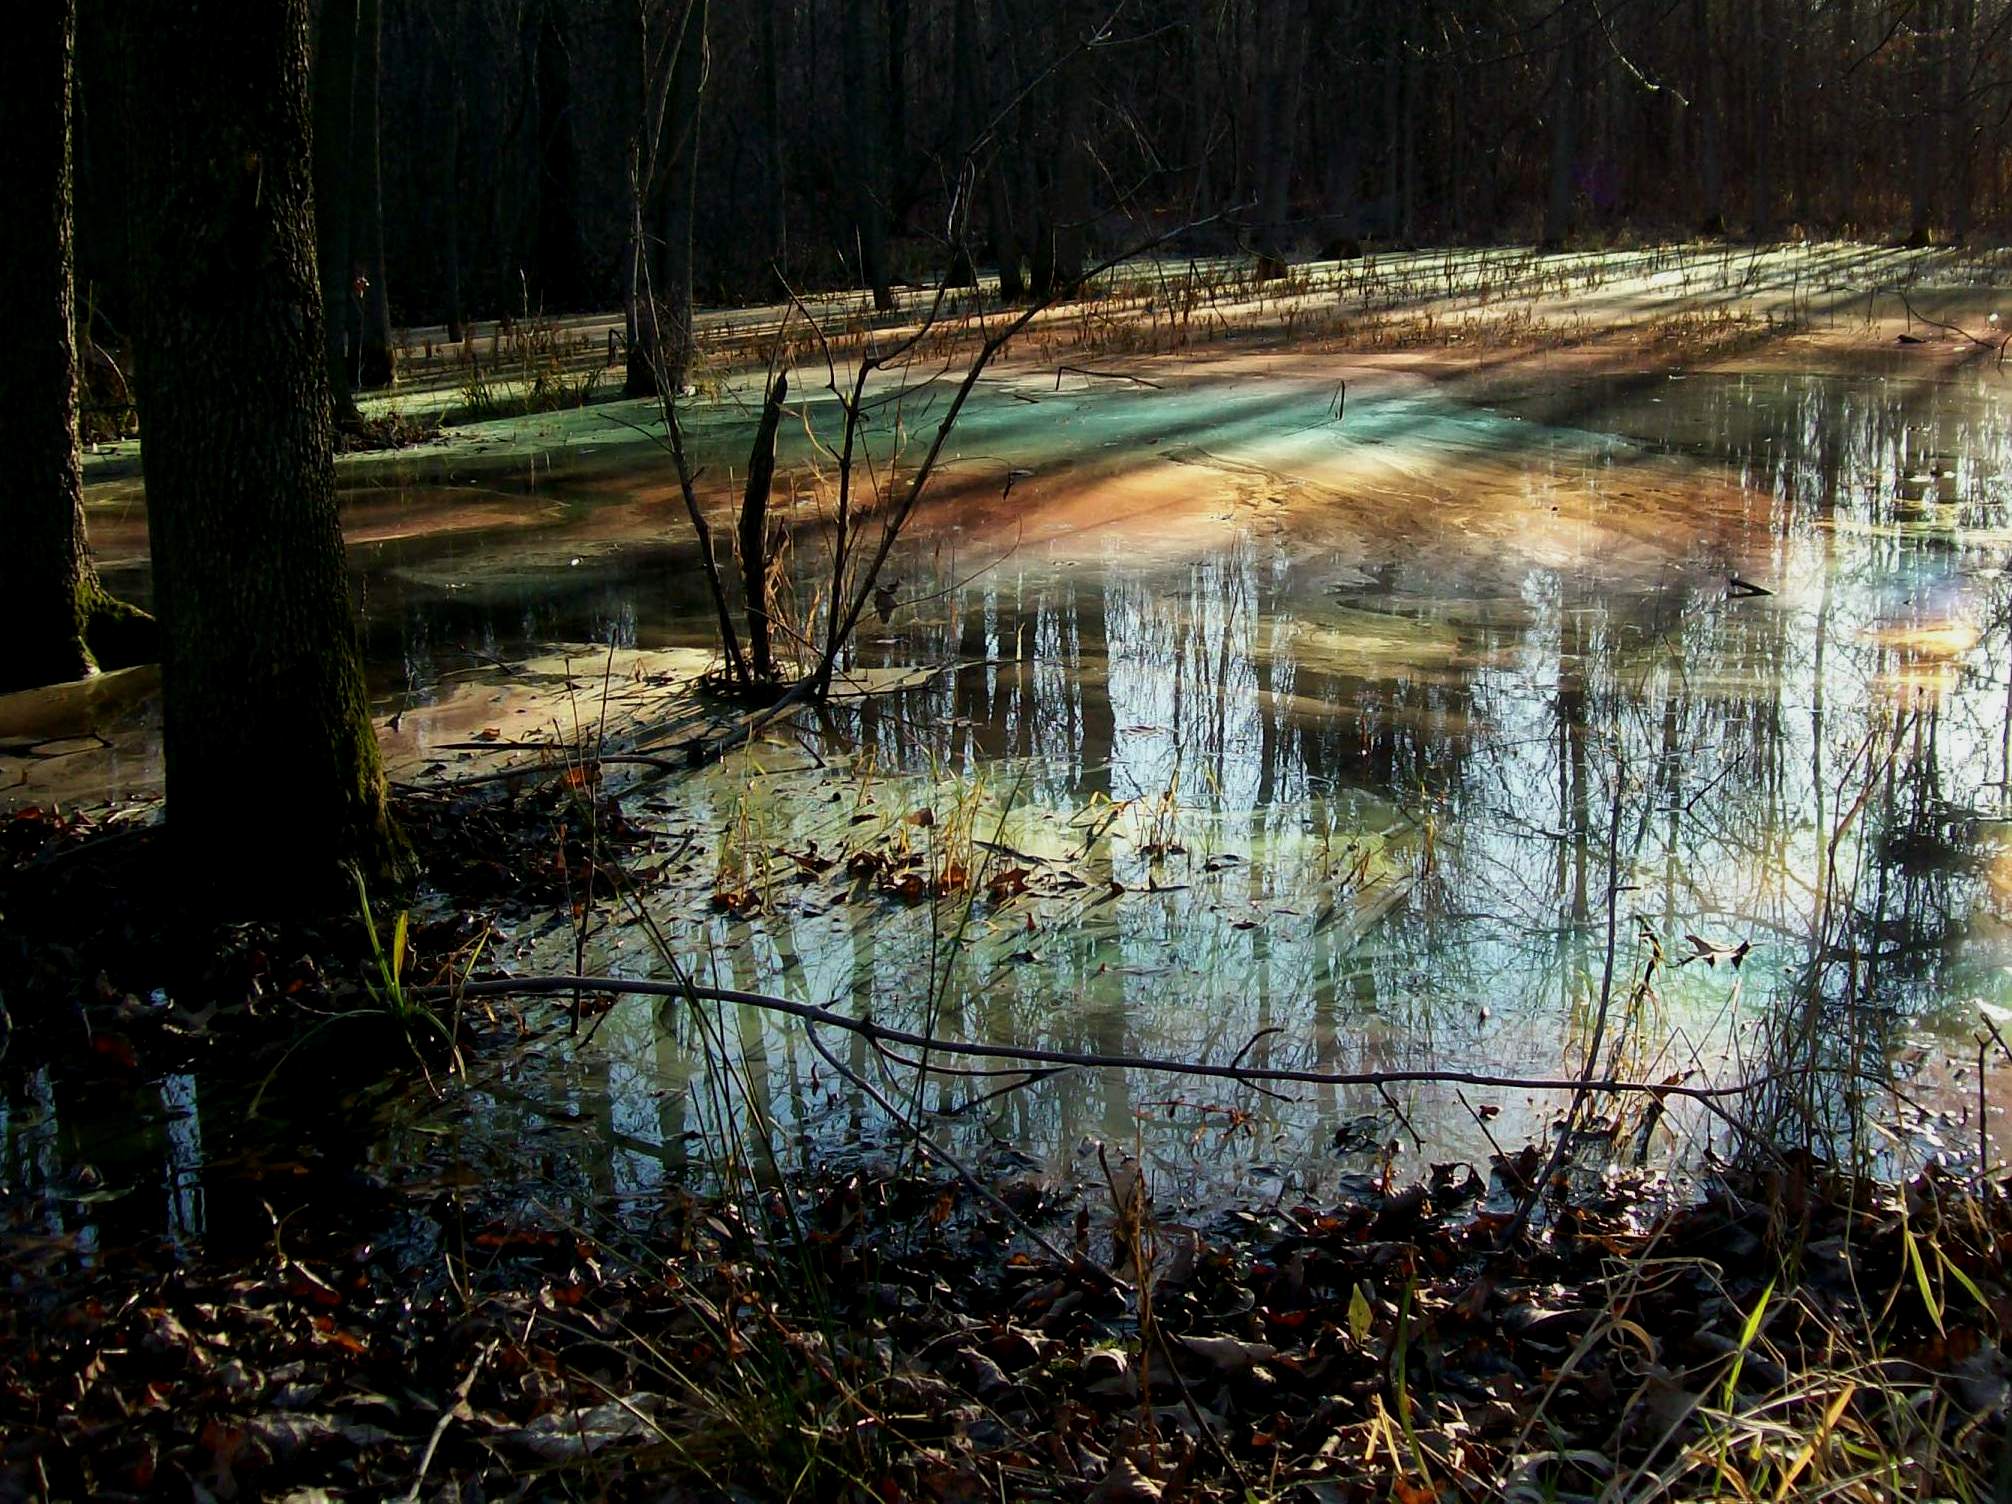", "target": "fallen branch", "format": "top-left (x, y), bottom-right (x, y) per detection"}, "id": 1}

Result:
top-left (1053, 364), bottom-right (1163, 390)
top-left (440, 971), bottom-right (1778, 1121)
top-left (1891, 289), bottom-right (2011, 372)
